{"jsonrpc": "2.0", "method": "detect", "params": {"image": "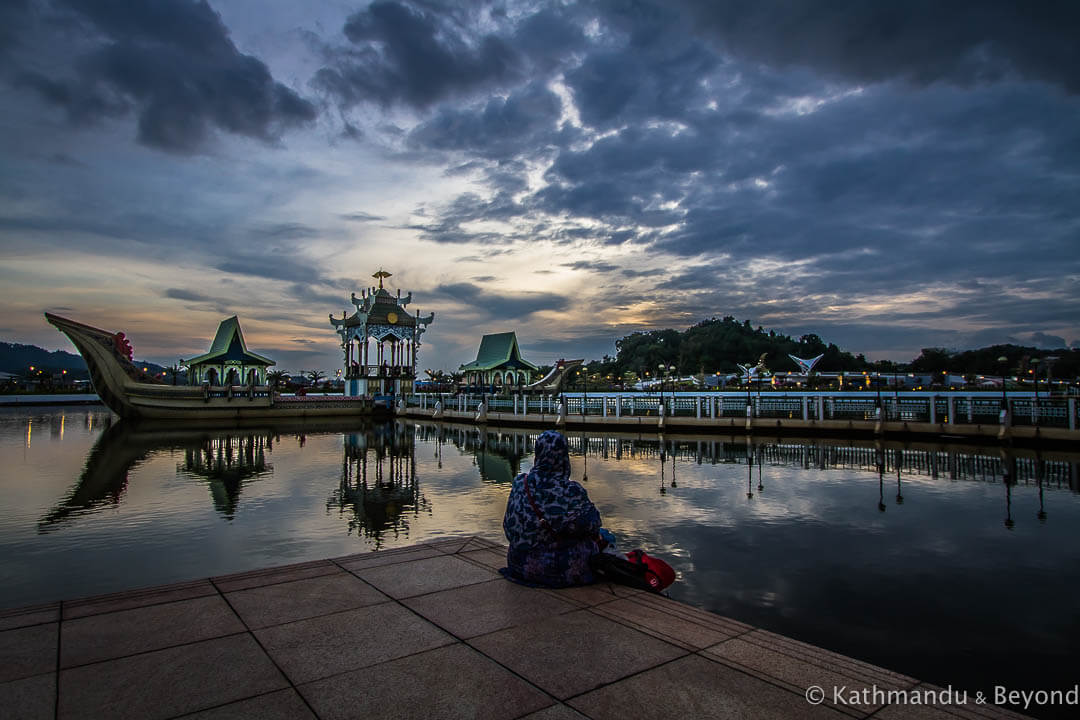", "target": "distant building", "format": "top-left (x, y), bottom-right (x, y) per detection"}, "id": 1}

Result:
top-left (183, 317), bottom-right (275, 386)
top-left (459, 332), bottom-right (538, 390)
